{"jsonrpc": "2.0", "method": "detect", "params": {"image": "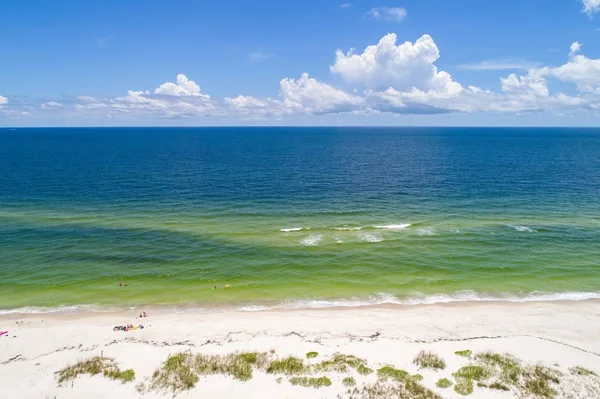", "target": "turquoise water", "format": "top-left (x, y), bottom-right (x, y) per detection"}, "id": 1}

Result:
top-left (1, 127), bottom-right (599, 312)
